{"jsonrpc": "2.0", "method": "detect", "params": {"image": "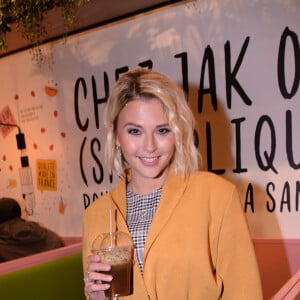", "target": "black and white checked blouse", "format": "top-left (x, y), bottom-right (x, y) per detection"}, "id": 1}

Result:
top-left (126, 187), bottom-right (162, 273)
